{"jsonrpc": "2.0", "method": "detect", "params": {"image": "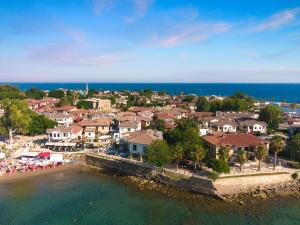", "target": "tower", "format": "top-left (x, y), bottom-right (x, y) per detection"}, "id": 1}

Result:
top-left (85, 81), bottom-right (89, 97)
